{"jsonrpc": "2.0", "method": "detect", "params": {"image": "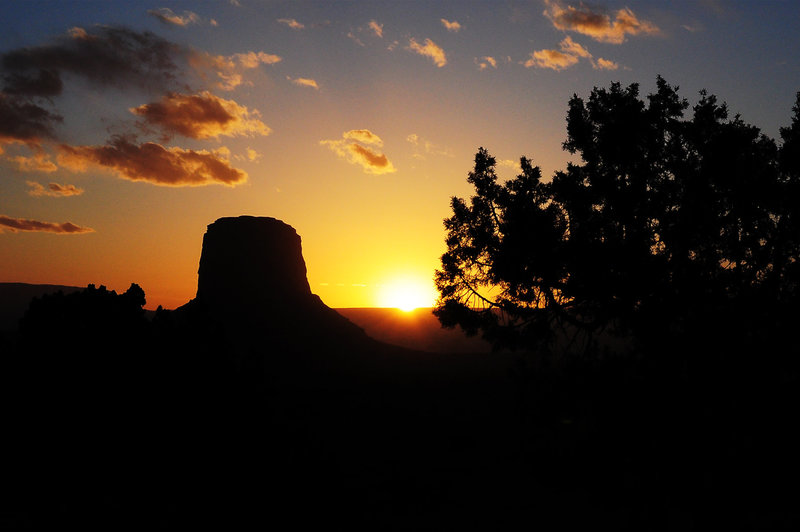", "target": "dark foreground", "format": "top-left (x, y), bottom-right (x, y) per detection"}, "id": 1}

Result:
top-left (2, 299), bottom-right (799, 530)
